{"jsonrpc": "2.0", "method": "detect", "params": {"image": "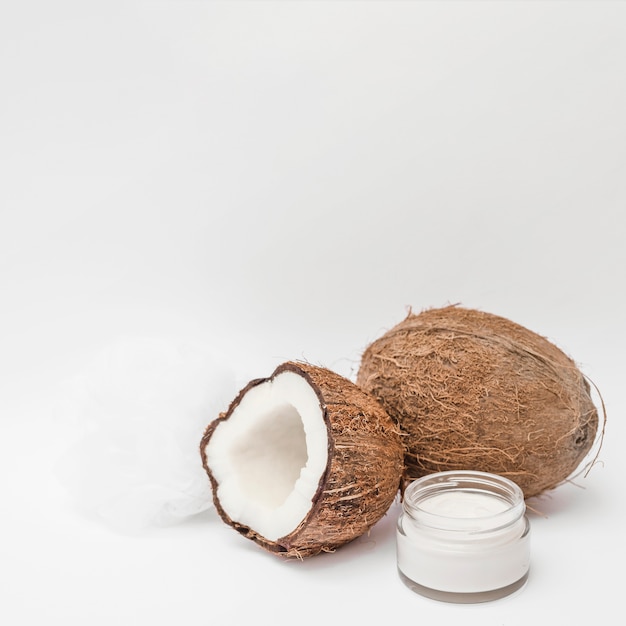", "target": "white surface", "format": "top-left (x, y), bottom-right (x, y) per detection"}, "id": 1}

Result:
top-left (1, 1), bottom-right (624, 624)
